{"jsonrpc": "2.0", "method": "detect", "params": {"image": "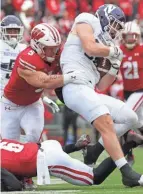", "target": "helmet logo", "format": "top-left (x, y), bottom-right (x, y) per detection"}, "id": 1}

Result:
top-left (32, 28), bottom-right (45, 41)
top-left (104, 5), bottom-right (116, 14)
